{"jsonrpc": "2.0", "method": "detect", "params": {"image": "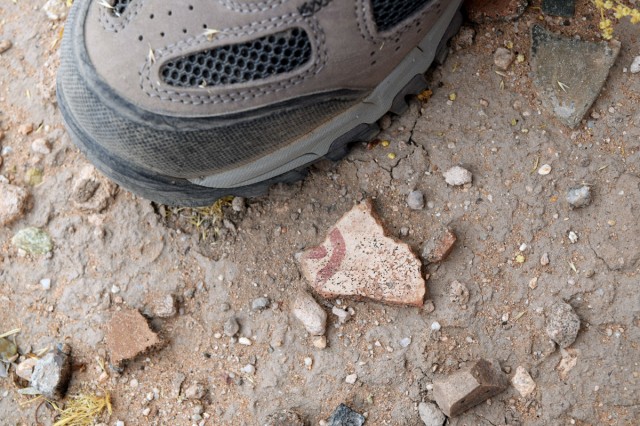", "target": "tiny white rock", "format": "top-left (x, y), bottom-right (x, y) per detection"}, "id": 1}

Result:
top-left (241, 364), bottom-right (255, 374)
top-left (345, 374), bottom-right (358, 384)
top-left (568, 231), bottom-right (578, 244)
top-left (40, 278), bottom-right (51, 290)
top-left (443, 166), bottom-right (473, 186)
top-left (430, 321), bottom-right (441, 331)
top-left (399, 337), bottom-right (412, 348)
top-left (538, 164), bottom-right (552, 175)
top-left (238, 337), bottom-right (252, 346)
top-left (111, 285), bottom-right (120, 294)
top-left (630, 56), bottom-right (640, 74)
